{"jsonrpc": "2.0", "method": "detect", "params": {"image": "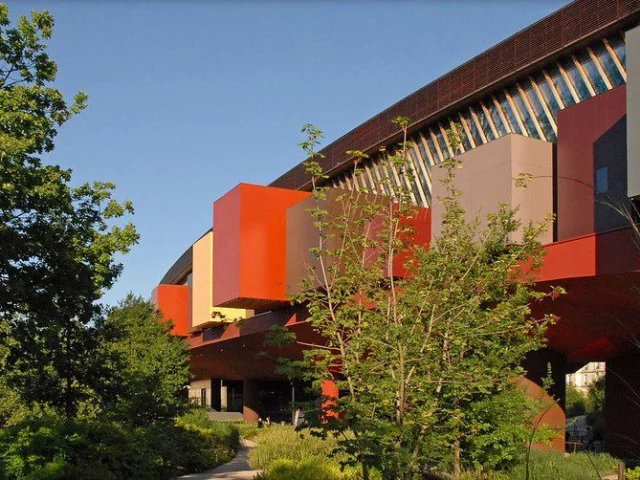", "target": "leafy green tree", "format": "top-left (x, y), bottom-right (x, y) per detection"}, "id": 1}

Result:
top-left (586, 376), bottom-right (605, 413)
top-left (282, 121), bottom-right (560, 479)
top-left (100, 295), bottom-right (192, 426)
top-left (0, 4), bottom-right (138, 418)
top-left (566, 385), bottom-right (587, 417)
